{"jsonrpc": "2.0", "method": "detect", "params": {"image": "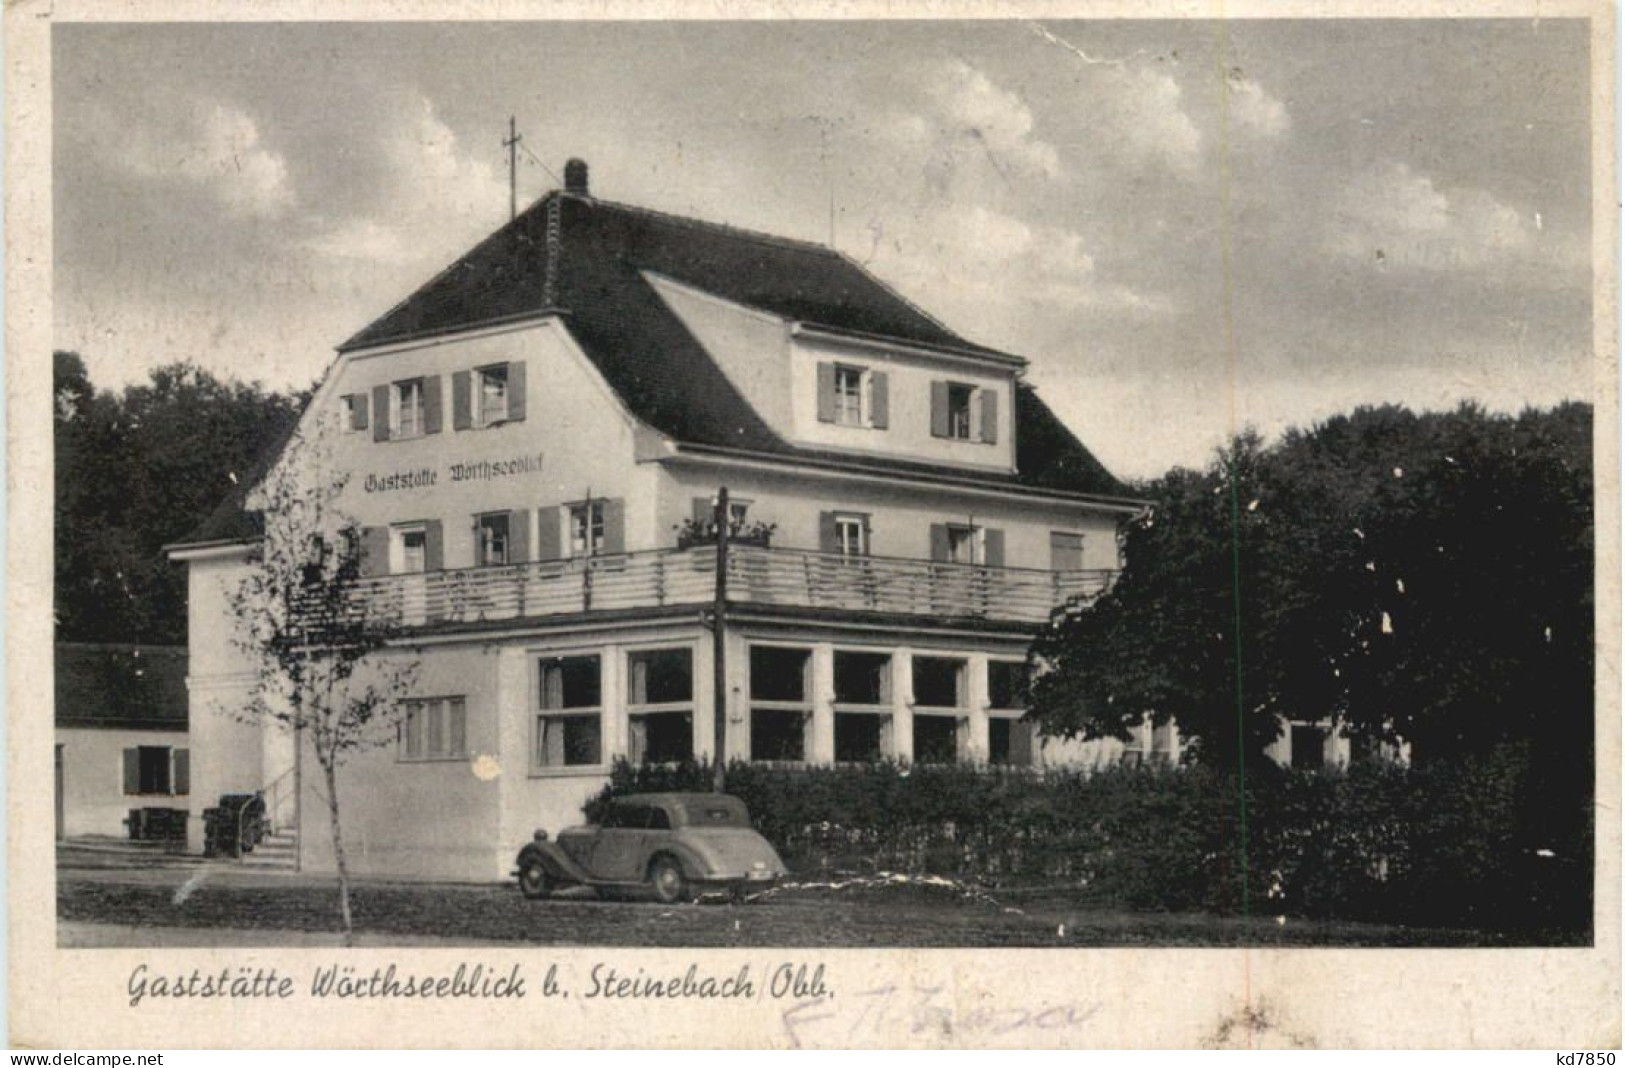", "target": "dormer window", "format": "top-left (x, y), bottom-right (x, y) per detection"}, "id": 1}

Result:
top-left (817, 362), bottom-right (889, 430)
top-left (931, 380), bottom-right (999, 445)
top-left (476, 364), bottom-right (509, 426)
